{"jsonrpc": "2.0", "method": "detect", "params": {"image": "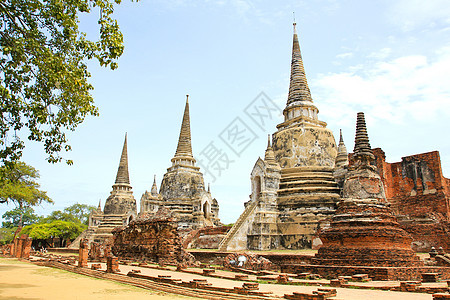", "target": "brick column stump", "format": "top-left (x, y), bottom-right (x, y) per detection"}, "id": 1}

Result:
top-left (78, 239), bottom-right (89, 267)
